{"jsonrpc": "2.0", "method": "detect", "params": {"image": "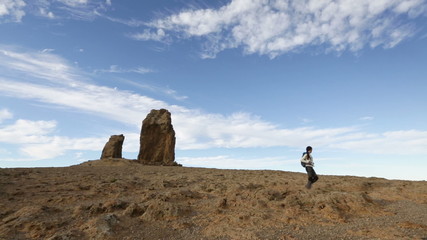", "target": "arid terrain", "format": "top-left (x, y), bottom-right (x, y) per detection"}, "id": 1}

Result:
top-left (1, 159), bottom-right (426, 240)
